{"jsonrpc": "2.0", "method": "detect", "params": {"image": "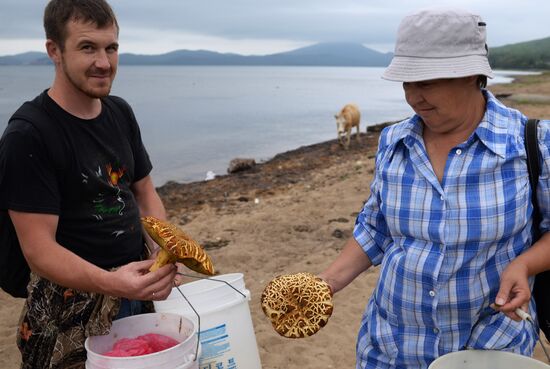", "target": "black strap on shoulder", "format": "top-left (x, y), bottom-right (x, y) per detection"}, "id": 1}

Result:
top-left (102, 95), bottom-right (130, 121)
top-left (526, 118), bottom-right (550, 341)
top-left (9, 92), bottom-right (67, 171)
top-left (525, 118), bottom-right (541, 240)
